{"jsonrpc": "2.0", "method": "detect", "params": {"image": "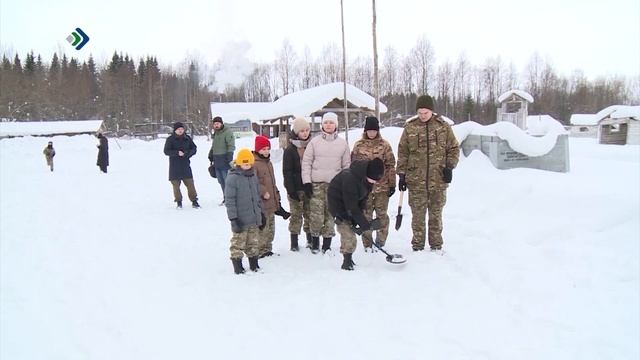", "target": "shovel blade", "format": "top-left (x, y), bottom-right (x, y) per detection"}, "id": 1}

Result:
top-left (394, 214), bottom-right (403, 230)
